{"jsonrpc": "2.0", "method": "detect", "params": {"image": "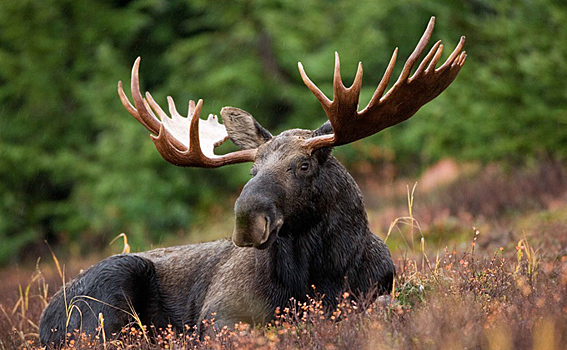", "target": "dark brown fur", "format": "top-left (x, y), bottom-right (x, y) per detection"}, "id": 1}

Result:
top-left (39, 114), bottom-right (394, 346)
